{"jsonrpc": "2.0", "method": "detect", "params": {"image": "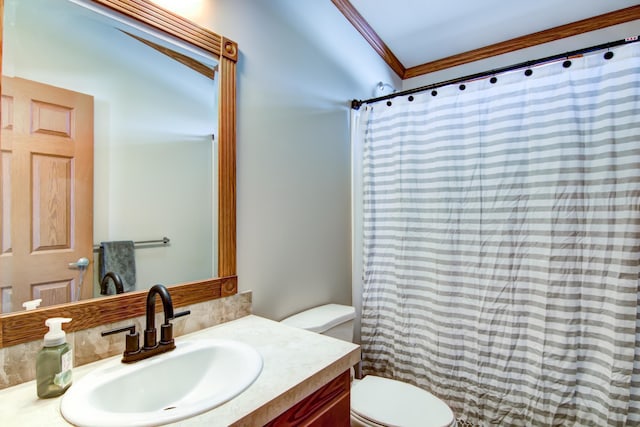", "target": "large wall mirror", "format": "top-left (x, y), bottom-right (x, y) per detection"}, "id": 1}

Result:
top-left (0, 0), bottom-right (237, 347)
